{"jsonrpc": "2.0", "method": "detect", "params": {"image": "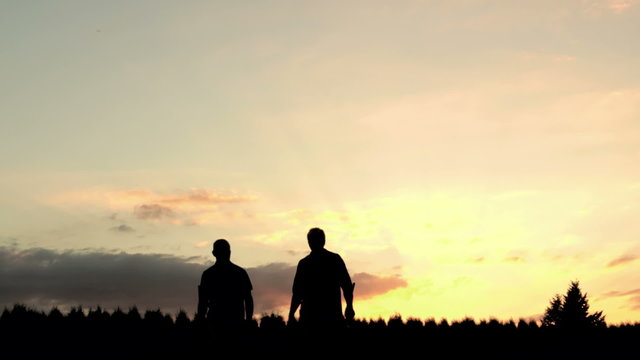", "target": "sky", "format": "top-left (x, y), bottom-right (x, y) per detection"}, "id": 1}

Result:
top-left (1, 0), bottom-right (640, 323)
